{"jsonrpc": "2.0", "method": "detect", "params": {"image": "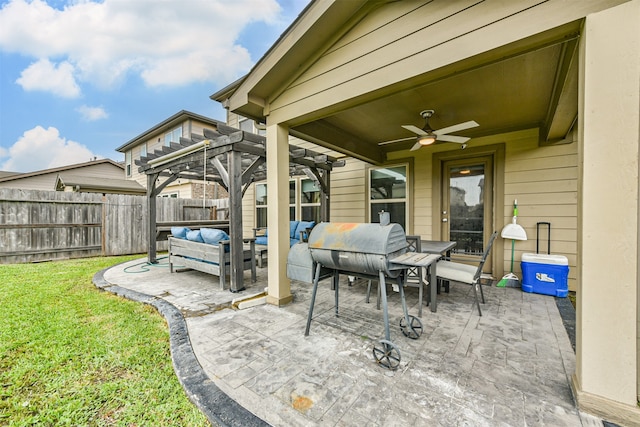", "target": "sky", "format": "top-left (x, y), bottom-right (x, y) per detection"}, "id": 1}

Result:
top-left (0, 0), bottom-right (310, 173)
